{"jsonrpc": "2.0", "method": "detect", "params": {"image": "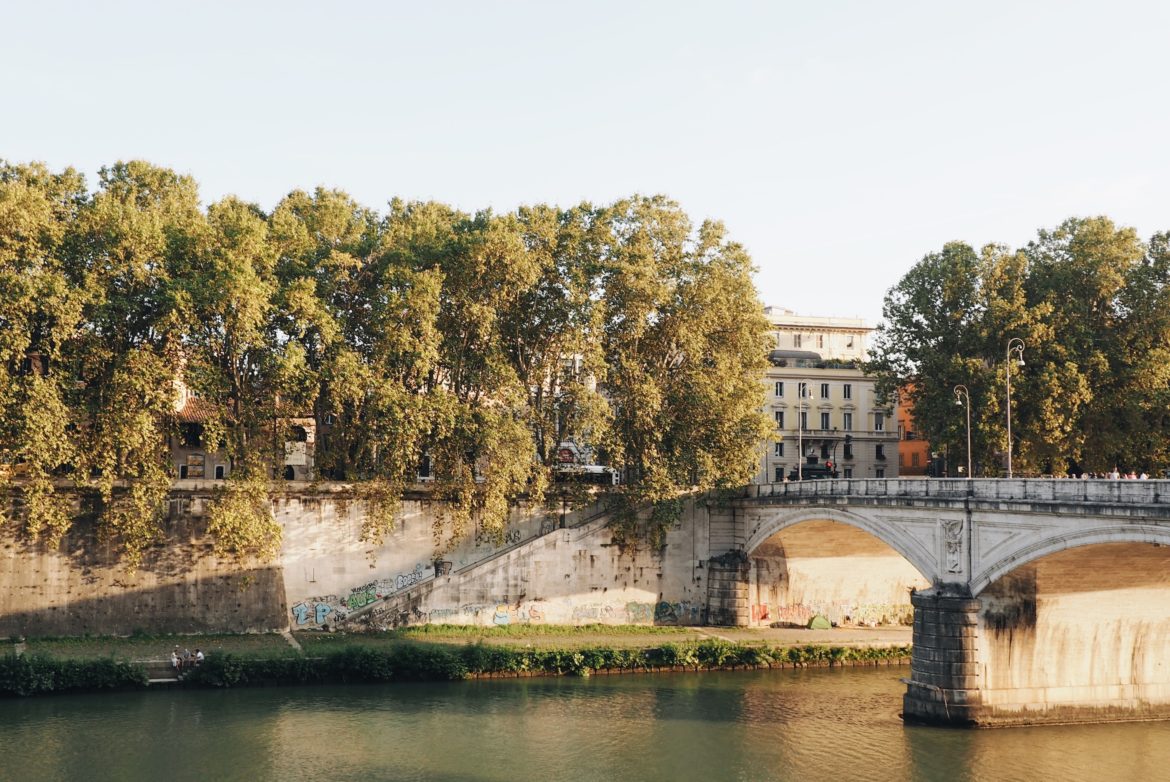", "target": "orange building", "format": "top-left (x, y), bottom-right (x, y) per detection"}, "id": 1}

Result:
top-left (896, 385), bottom-right (932, 476)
